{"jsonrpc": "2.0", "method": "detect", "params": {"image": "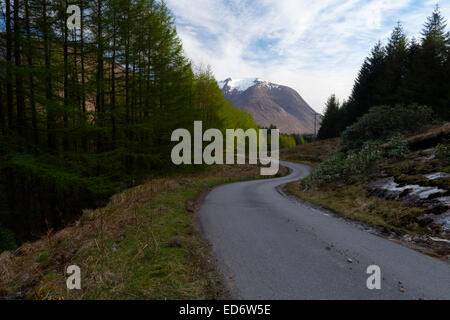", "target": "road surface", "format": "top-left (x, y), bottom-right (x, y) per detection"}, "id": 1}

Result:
top-left (198, 161), bottom-right (450, 299)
